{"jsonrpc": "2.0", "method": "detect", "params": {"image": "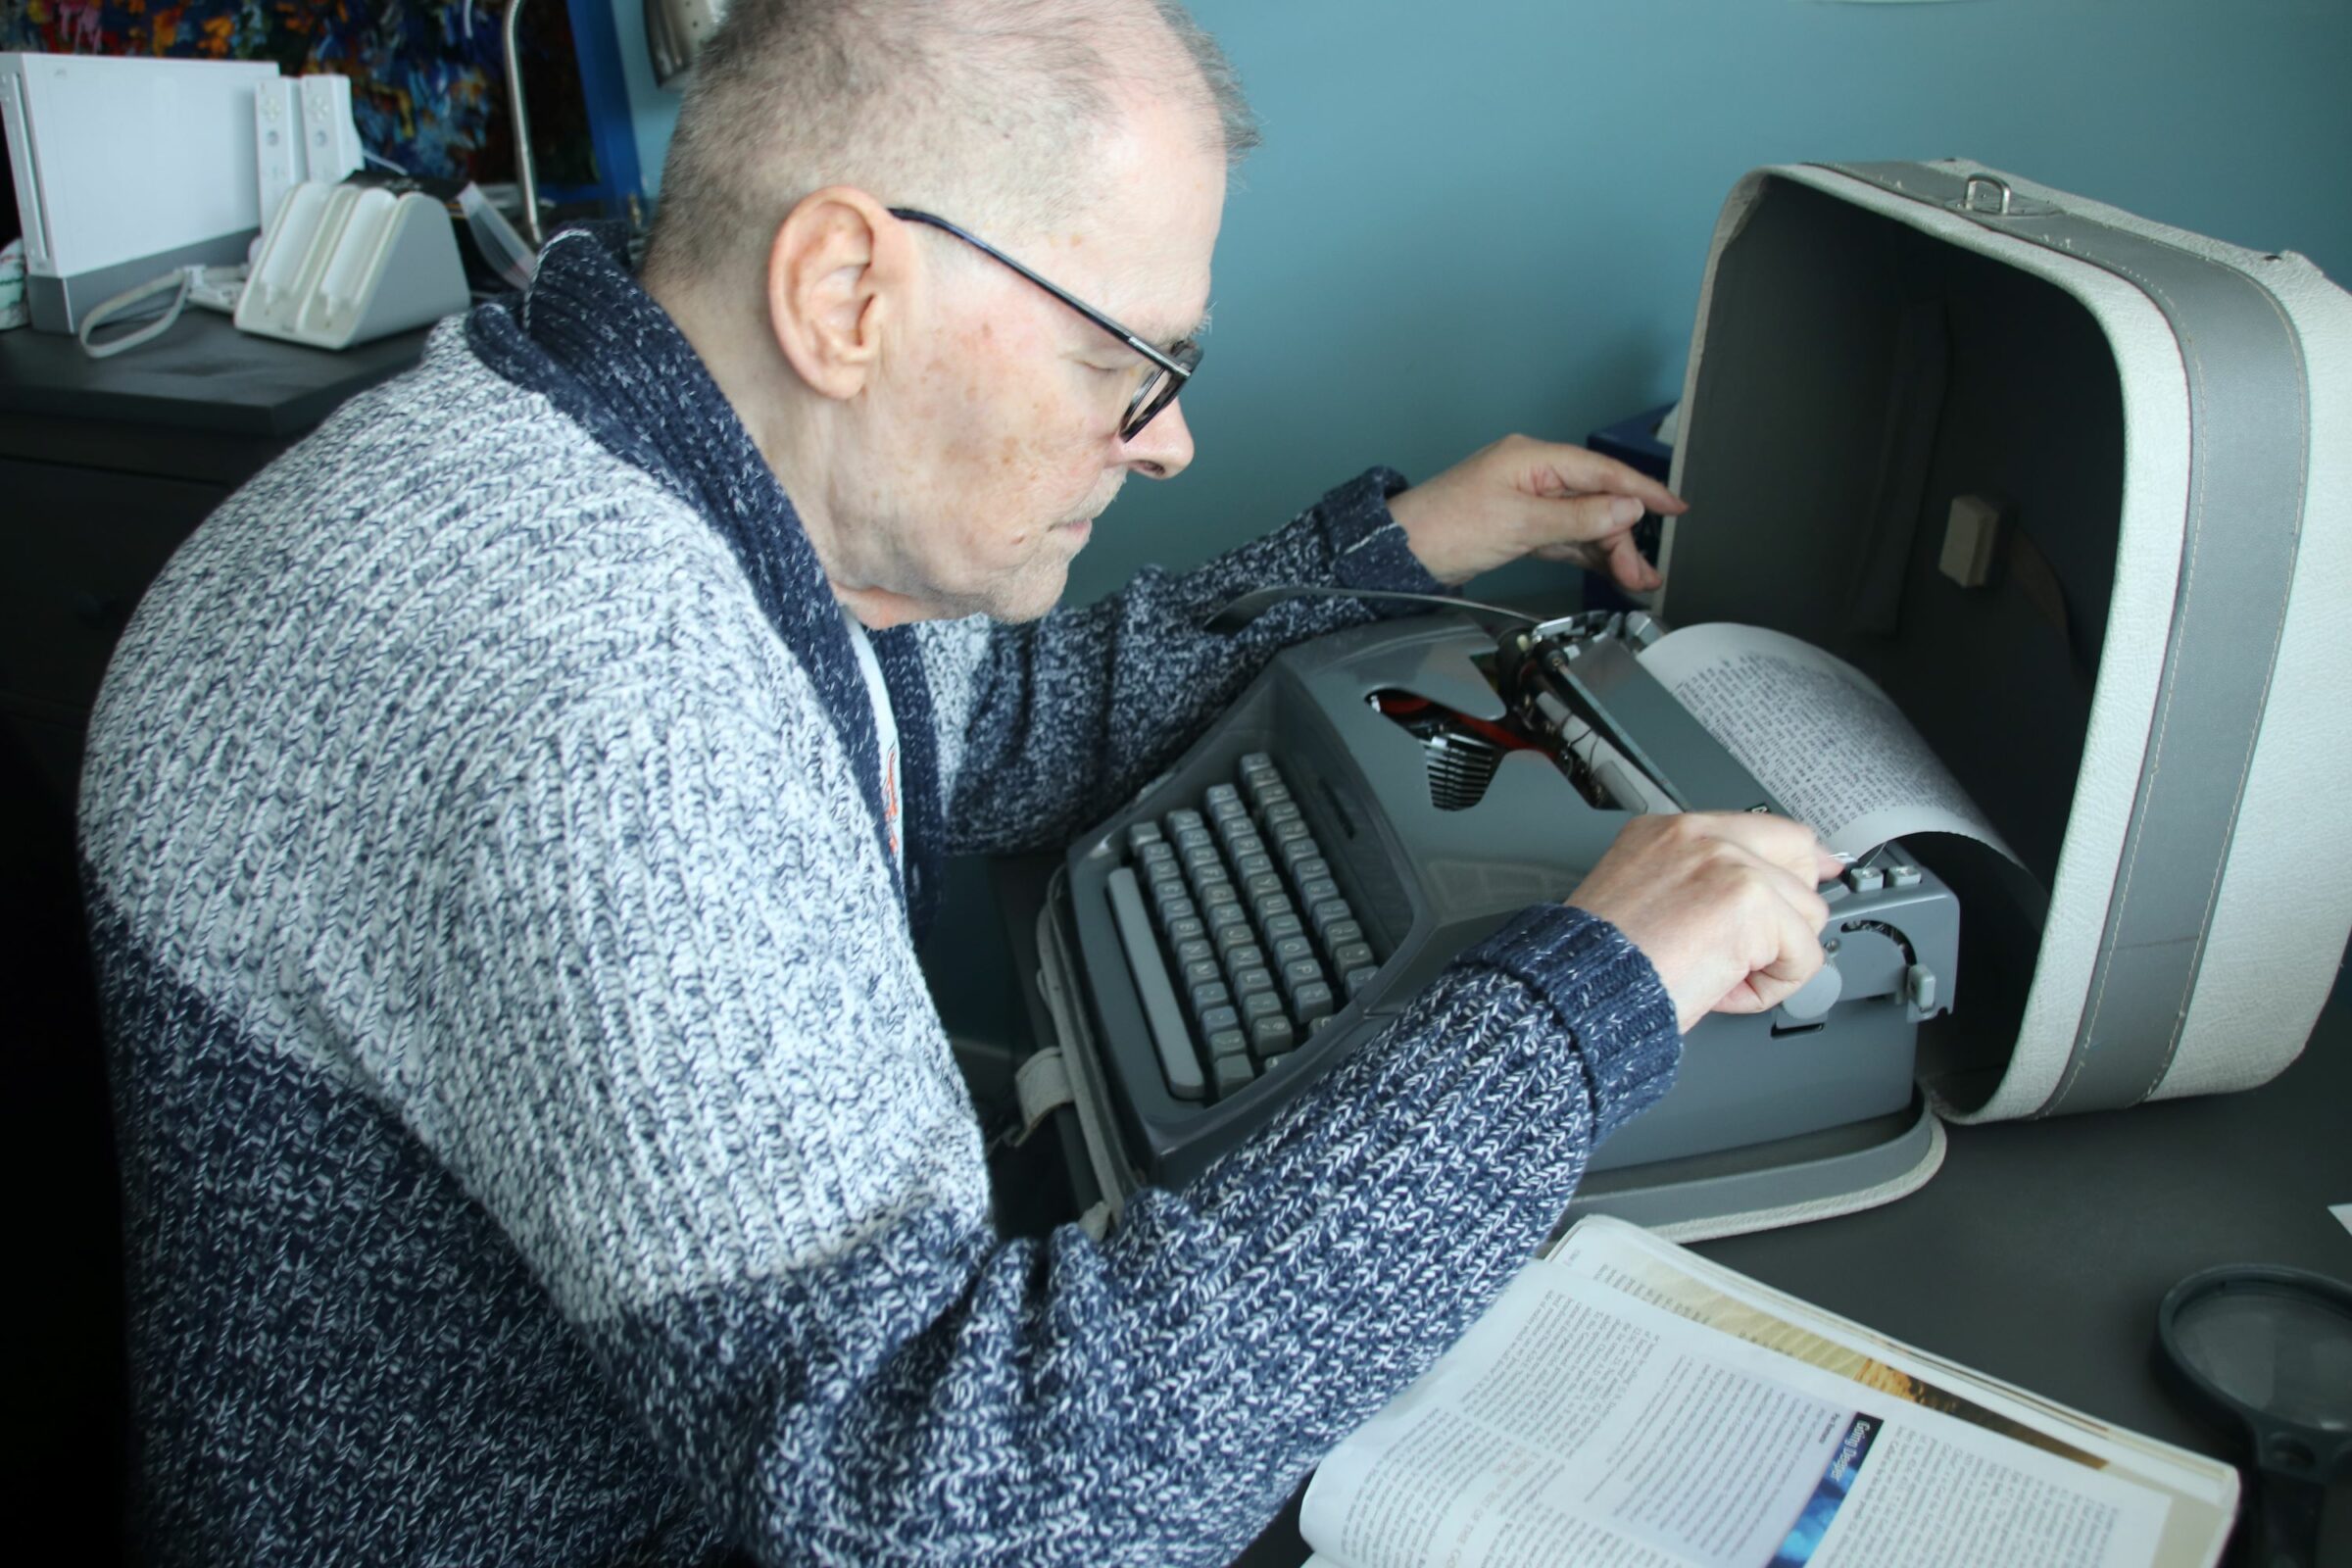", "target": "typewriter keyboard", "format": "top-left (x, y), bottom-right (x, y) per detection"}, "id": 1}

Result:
top-left (1103, 752), bottom-right (1381, 1102)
